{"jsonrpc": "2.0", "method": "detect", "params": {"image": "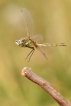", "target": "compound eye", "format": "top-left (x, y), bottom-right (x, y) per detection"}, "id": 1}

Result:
top-left (15, 39), bottom-right (23, 46)
top-left (18, 39), bottom-right (23, 45)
